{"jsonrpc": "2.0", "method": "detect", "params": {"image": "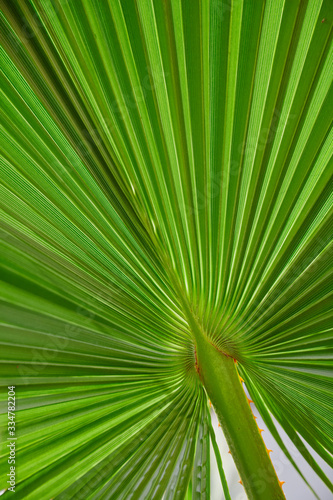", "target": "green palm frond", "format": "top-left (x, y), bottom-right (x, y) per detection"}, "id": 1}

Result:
top-left (0, 0), bottom-right (332, 498)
